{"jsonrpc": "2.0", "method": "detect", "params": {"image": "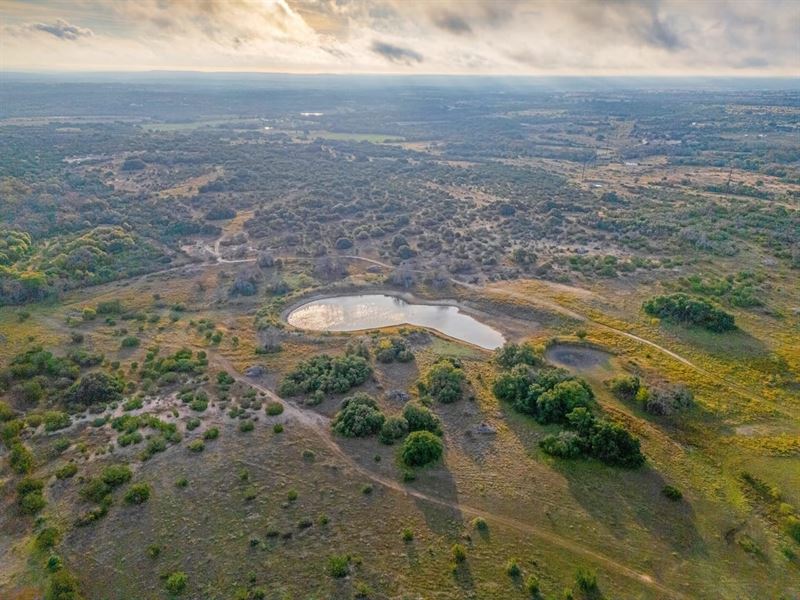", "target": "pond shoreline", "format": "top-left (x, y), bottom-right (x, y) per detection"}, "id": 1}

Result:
top-left (281, 289), bottom-right (506, 350)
